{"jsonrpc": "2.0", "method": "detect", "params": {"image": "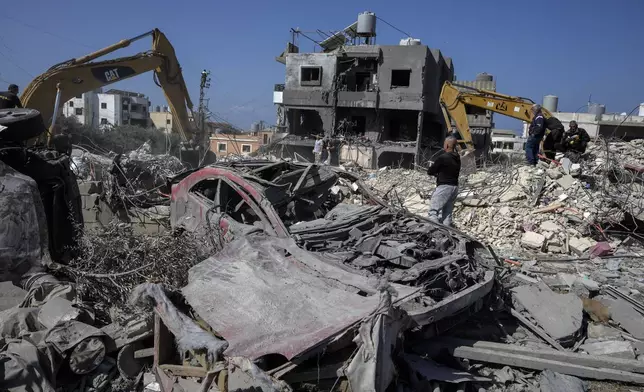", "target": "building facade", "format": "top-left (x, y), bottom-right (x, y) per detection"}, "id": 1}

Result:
top-left (150, 107), bottom-right (175, 134)
top-left (273, 14), bottom-right (455, 168)
top-left (62, 90), bottom-right (101, 127)
top-left (209, 133), bottom-right (261, 158)
top-left (63, 89), bottom-right (151, 128)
